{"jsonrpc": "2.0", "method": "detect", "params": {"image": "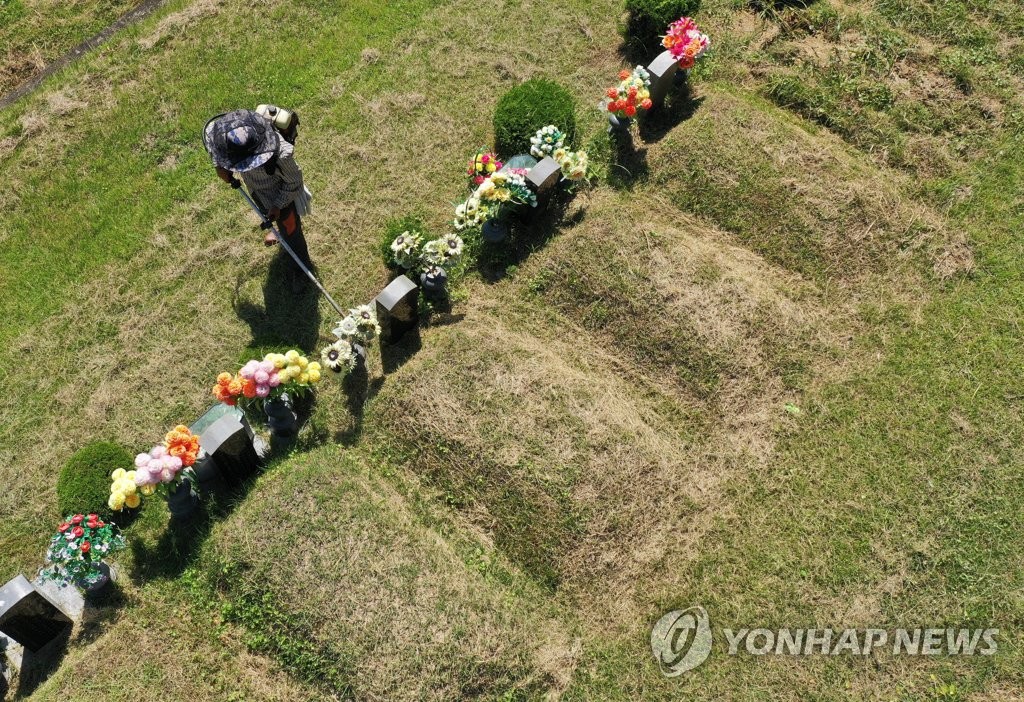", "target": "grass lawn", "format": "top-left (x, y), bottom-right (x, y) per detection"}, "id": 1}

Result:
top-left (0, 0), bottom-right (149, 95)
top-left (1, 0), bottom-right (1022, 699)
